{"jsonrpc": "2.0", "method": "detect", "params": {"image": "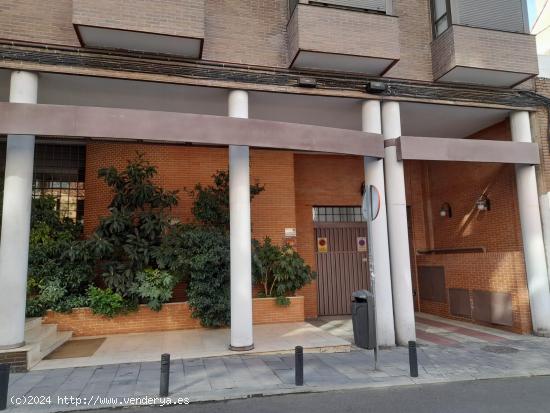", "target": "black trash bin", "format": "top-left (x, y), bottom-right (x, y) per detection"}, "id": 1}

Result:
top-left (351, 290), bottom-right (376, 350)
